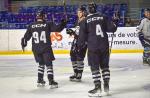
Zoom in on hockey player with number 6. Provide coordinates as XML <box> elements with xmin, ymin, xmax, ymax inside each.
<box><xmin>77</xmin><ymin>3</ymin><xmax>117</xmax><ymax>97</ymax></box>
<box><xmin>21</xmin><ymin>10</ymin><xmax>67</xmax><ymax>88</ymax></box>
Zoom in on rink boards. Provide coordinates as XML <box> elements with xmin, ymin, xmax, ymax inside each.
<box><xmin>0</xmin><ymin>27</ymin><xmax>143</xmax><ymax>55</ymax></box>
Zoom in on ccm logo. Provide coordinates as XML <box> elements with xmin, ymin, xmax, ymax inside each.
<box><xmin>51</xmin><ymin>32</ymin><xmax>63</xmax><ymax>42</ymax></box>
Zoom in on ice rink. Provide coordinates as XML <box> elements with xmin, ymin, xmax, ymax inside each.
<box><xmin>0</xmin><ymin>53</ymin><xmax>150</xmax><ymax>98</ymax></box>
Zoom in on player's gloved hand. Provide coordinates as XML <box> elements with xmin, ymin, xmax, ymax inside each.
<box><xmin>112</xmin><ymin>16</ymin><xmax>119</xmax><ymax>26</ymax></box>
<box><xmin>66</xmin><ymin>28</ymin><xmax>74</xmax><ymax>35</ymax></box>
<box><xmin>139</xmin><ymin>32</ymin><xmax>145</xmax><ymax>47</ymax></box>
<box><xmin>21</xmin><ymin>37</ymin><xmax>27</xmax><ymax>51</ymax></box>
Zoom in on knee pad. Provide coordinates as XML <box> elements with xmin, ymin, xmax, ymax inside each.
<box><xmin>45</xmin><ymin>61</ymin><xmax>53</xmax><ymax>67</ymax></box>
<box><xmin>72</xmin><ymin>61</ymin><xmax>77</xmax><ymax>65</ymax></box>
<box><xmin>144</xmin><ymin>47</ymin><xmax>150</xmax><ymax>53</ymax></box>
<box><xmin>144</xmin><ymin>47</ymin><xmax>150</xmax><ymax>57</ymax></box>
<box><xmin>90</xmin><ymin>65</ymin><xmax>100</xmax><ymax>72</ymax></box>
<box><xmin>39</xmin><ymin>62</ymin><xmax>45</xmax><ymax>66</ymax></box>
<box><xmin>77</xmin><ymin>61</ymin><xmax>84</xmax><ymax>65</ymax></box>
<box><xmin>38</xmin><ymin>65</ymin><xmax>45</xmax><ymax>68</ymax></box>
<box><xmin>46</xmin><ymin>65</ymin><xmax>53</xmax><ymax>69</ymax></box>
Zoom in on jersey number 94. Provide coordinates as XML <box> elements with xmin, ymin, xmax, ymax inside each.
<box><xmin>33</xmin><ymin>31</ymin><xmax>47</xmax><ymax>43</ymax></box>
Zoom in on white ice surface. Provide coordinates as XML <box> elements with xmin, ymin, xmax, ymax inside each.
<box><xmin>0</xmin><ymin>53</ymin><xmax>150</xmax><ymax>98</ymax></box>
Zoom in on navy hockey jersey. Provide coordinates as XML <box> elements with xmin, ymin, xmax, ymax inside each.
<box><xmin>23</xmin><ymin>21</ymin><xmax>65</xmax><ymax>53</ymax></box>
<box><xmin>77</xmin><ymin>13</ymin><xmax>117</xmax><ymax>51</ymax></box>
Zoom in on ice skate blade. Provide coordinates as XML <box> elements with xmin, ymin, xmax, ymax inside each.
<box><xmin>105</xmin><ymin>91</ymin><xmax>110</xmax><ymax>96</ymax></box>
<box><xmin>37</xmin><ymin>83</ymin><xmax>45</xmax><ymax>87</ymax></box>
<box><xmin>143</xmin><ymin>63</ymin><xmax>149</xmax><ymax>66</ymax></box>
<box><xmin>88</xmin><ymin>93</ymin><xmax>102</xmax><ymax>97</ymax></box>
<box><xmin>50</xmin><ymin>85</ymin><xmax>58</xmax><ymax>89</ymax></box>
<box><xmin>70</xmin><ymin>79</ymin><xmax>81</xmax><ymax>82</ymax></box>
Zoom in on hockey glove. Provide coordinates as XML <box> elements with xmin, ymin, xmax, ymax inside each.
<box><xmin>21</xmin><ymin>37</ymin><xmax>27</xmax><ymax>51</ymax></box>
<box><xmin>112</xmin><ymin>16</ymin><xmax>119</xmax><ymax>26</ymax></box>
<box><xmin>66</xmin><ymin>28</ymin><xmax>75</xmax><ymax>35</ymax></box>
<box><xmin>138</xmin><ymin>32</ymin><xmax>145</xmax><ymax>47</ymax></box>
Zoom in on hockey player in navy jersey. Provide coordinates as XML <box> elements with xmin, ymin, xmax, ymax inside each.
<box><xmin>66</xmin><ymin>6</ymin><xmax>87</xmax><ymax>82</ymax></box>
<box><xmin>137</xmin><ymin>8</ymin><xmax>150</xmax><ymax>66</ymax></box>
<box><xmin>77</xmin><ymin>3</ymin><xmax>117</xmax><ymax>97</ymax></box>
<box><xmin>21</xmin><ymin>10</ymin><xmax>67</xmax><ymax>88</ymax></box>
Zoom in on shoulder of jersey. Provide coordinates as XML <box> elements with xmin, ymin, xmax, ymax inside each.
<box><xmin>88</xmin><ymin>13</ymin><xmax>104</xmax><ymax>18</ymax></box>
<box><xmin>141</xmin><ymin>17</ymin><xmax>146</xmax><ymax>21</ymax></box>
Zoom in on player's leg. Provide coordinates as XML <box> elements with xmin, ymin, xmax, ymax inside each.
<box><xmin>69</xmin><ymin>47</ymin><xmax>78</xmax><ymax>81</ymax></box>
<box><xmin>88</xmin><ymin>50</ymin><xmax>102</xmax><ymax>97</ymax></box>
<box><xmin>37</xmin><ymin>62</ymin><xmax>46</xmax><ymax>87</ymax></box>
<box><xmin>33</xmin><ymin>52</ymin><xmax>46</xmax><ymax>87</ymax></box>
<box><xmin>76</xmin><ymin>60</ymin><xmax>84</xmax><ymax>81</ymax></box>
<box><xmin>142</xmin><ymin>39</ymin><xmax>150</xmax><ymax>65</ymax></box>
<box><xmin>100</xmin><ymin>48</ymin><xmax>110</xmax><ymax>94</ymax></box>
<box><xmin>46</xmin><ymin>65</ymin><xmax>58</xmax><ymax>88</ymax></box>
<box><xmin>143</xmin><ymin>47</ymin><xmax>150</xmax><ymax>65</ymax></box>
<box><xmin>43</xmin><ymin>51</ymin><xmax>58</xmax><ymax>89</ymax></box>
<box><xmin>146</xmin><ymin>46</ymin><xmax>150</xmax><ymax>66</ymax></box>
<box><xmin>76</xmin><ymin>45</ymin><xmax>87</xmax><ymax>81</ymax></box>
<box><xmin>70</xmin><ymin>61</ymin><xmax>78</xmax><ymax>81</ymax></box>
<box><xmin>143</xmin><ymin>47</ymin><xmax>148</xmax><ymax>65</ymax></box>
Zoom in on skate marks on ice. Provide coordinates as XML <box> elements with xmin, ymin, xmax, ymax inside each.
<box><xmin>109</xmin><ymin>53</ymin><xmax>150</xmax><ymax>72</ymax></box>
<box><xmin>0</xmin><ymin>54</ymin><xmax>150</xmax><ymax>98</ymax></box>
<box><xmin>16</xmin><ymin>76</ymin><xmax>93</xmax><ymax>98</ymax></box>
<box><xmin>108</xmin><ymin>83</ymin><xmax>150</xmax><ymax>98</ymax></box>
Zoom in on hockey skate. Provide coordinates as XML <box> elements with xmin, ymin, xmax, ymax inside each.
<box><xmin>49</xmin><ymin>80</ymin><xmax>58</xmax><ymax>89</ymax></box>
<box><xmin>69</xmin><ymin>73</ymin><xmax>81</xmax><ymax>82</ymax></box>
<box><xmin>146</xmin><ymin>58</ymin><xmax>150</xmax><ymax>66</ymax></box>
<box><xmin>88</xmin><ymin>84</ymin><xmax>102</xmax><ymax>97</ymax></box>
<box><xmin>104</xmin><ymin>82</ymin><xmax>110</xmax><ymax>95</ymax></box>
<box><xmin>143</xmin><ymin>58</ymin><xmax>149</xmax><ymax>66</ymax></box>
<box><xmin>37</xmin><ymin>80</ymin><xmax>46</xmax><ymax>87</ymax></box>
<box><xmin>70</xmin><ymin>75</ymin><xmax>77</xmax><ymax>81</ymax></box>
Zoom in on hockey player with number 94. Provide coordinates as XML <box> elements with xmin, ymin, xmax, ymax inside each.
<box><xmin>77</xmin><ymin>3</ymin><xmax>117</xmax><ymax>97</ymax></box>
<box><xmin>21</xmin><ymin>10</ymin><xmax>67</xmax><ymax>88</ymax></box>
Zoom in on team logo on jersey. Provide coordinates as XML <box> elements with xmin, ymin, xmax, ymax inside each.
<box><xmin>51</xmin><ymin>32</ymin><xmax>63</xmax><ymax>42</ymax></box>
<box><xmin>32</xmin><ymin>24</ymin><xmax>47</xmax><ymax>28</ymax></box>
<box><xmin>87</xmin><ymin>17</ymin><xmax>103</xmax><ymax>23</ymax></box>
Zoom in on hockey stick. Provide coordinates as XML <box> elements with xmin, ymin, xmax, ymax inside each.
<box><xmin>63</xmin><ymin>0</ymin><xmax>67</xmax><ymax>20</ymax></box>
<box><xmin>22</xmin><ymin>46</ymin><xmax>25</xmax><ymax>52</ymax></box>
<box><xmin>21</xmin><ymin>38</ymin><xmax>26</xmax><ymax>53</ymax></box>
<box><xmin>109</xmin><ymin>33</ymin><xmax>115</xmax><ymax>54</ymax></box>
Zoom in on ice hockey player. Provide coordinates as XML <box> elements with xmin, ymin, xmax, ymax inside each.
<box><xmin>137</xmin><ymin>8</ymin><xmax>150</xmax><ymax>66</ymax></box>
<box><xmin>66</xmin><ymin>6</ymin><xmax>87</xmax><ymax>82</ymax></box>
<box><xmin>21</xmin><ymin>10</ymin><xmax>67</xmax><ymax>88</ymax></box>
<box><xmin>77</xmin><ymin>3</ymin><xmax>117</xmax><ymax>97</ymax></box>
